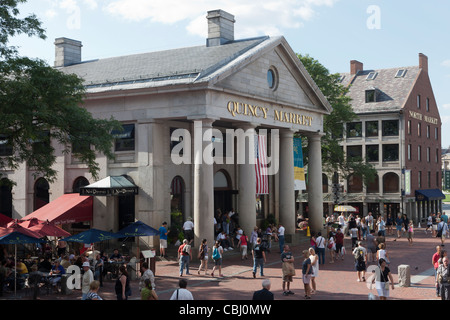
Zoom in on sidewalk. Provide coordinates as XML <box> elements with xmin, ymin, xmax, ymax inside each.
<box><xmin>3</xmin><ymin>226</ymin><xmax>442</xmax><ymax>300</ymax></box>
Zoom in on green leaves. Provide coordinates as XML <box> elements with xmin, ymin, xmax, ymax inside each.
<box><xmin>0</xmin><ymin>1</ymin><xmax>120</xmax><ymax>182</ymax></box>
<box><xmin>0</xmin><ymin>0</ymin><xmax>46</xmax><ymax>58</ymax></box>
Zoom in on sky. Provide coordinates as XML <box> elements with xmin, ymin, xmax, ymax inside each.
<box><xmin>8</xmin><ymin>0</ymin><xmax>450</xmax><ymax>147</ymax></box>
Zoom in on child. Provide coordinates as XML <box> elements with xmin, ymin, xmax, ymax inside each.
<box><xmin>407</xmin><ymin>221</ymin><xmax>414</xmax><ymax>246</ymax></box>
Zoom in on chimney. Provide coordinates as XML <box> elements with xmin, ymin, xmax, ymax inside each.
<box><xmin>54</xmin><ymin>37</ymin><xmax>82</xmax><ymax>67</ymax></box>
<box><xmin>206</xmin><ymin>10</ymin><xmax>235</xmax><ymax>47</ymax></box>
<box><xmin>419</xmin><ymin>53</ymin><xmax>428</xmax><ymax>73</ymax></box>
<box><xmin>350</xmin><ymin>60</ymin><xmax>363</xmax><ymax>75</ymax></box>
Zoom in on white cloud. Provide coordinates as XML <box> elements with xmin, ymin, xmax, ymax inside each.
<box><xmin>45</xmin><ymin>9</ymin><xmax>58</xmax><ymax>19</ymax></box>
<box><xmin>441</xmin><ymin>115</ymin><xmax>450</xmax><ymax>125</ymax></box>
<box><xmin>103</xmin><ymin>0</ymin><xmax>338</xmax><ymax>38</ymax></box>
<box><xmin>442</xmin><ymin>60</ymin><xmax>450</xmax><ymax>67</ymax></box>
<box><xmin>442</xmin><ymin>103</ymin><xmax>450</xmax><ymax>110</ymax></box>
<box><xmin>83</xmin><ymin>0</ymin><xmax>98</xmax><ymax>10</ymax></box>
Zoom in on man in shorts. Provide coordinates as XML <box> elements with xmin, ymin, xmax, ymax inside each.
<box><xmin>437</xmin><ymin>219</ymin><xmax>449</xmax><ymax>247</ymax></box>
<box><xmin>159</xmin><ymin>222</ymin><xmax>169</xmax><ymax>258</ymax></box>
<box><xmin>352</xmin><ymin>241</ymin><xmax>367</xmax><ymax>282</ymax></box>
<box><xmin>334</xmin><ymin>228</ymin><xmax>344</xmax><ymax>260</ymax></box>
<box><xmin>366</xmin><ymin>229</ymin><xmax>377</xmax><ymax>263</ymax></box>
<box><xmin>281</xmin><ymin>245</ymin><xmax>295</xmax><ymax>296</ymax></box>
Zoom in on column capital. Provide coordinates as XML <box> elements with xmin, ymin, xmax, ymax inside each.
<box><xmin>280</xmin><ymin>128</ymin><xmax>296</xmax><ymax>138</ymax></box>
<box><xmin>305</xmin><ymin>132</ymin><xmax>324</xmax><ymax>142</ymax></box>
<box><xmin>188</xmin><ymin>116</ymin><xmax>218</xmax><ymax>127</ymax></box>
<box><xmin>234</xmin><ymin>122</ymin><xmax>260</xmax><ymax>131</ymax></box>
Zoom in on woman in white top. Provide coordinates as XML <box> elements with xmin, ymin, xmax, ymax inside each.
<box><xmin>308</xmin><ymin>247</ymin><xmax>319</xmax><ymax>294</ymax></box>
<box><xmin>376</xmin><ymin>243</ymin><xmax>390</xmax><ymax>265</ymax></box>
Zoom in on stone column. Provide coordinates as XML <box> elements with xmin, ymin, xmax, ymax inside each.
<box><xmin>279</xmin><ymin>129</ymin><xmax>296</xmax><ymax>234</ymax></box>
<box><xmin>307</xmin><ymin>133</ymin><xmax>324</xmax><ymax>234</ymax></box>
<box><xmin>238</xmin><ymin>124</ymin><xmax>257</xmax><ymax>236</ymax></box>
<box><xmin>193</xmin><ymin>119</ymin><xmax>215</xmax><ymax>248</ymax></box>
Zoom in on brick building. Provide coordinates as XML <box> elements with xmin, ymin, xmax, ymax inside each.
<box><xmin>331</xmin><ymin>53</ymin><xmax>443</xmax><ymax>222</ymax></box>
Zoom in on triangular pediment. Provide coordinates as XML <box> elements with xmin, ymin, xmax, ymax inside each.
<box><xmin>207</xmin><ymin>37</ymin><xmax>331</xmax><ymax>115</ymax></box>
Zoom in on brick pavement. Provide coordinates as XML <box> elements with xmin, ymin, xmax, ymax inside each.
<box><xmin>2</xmin><ymin>226</ymin><xmax>443</xmax><ymax>301</ymax></box>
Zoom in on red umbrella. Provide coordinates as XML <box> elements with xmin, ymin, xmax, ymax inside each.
<box><xmin>0</xmin><ymin>213</ymin><xmax>12</xmax><ymax>227</ymax></box>
<box><xmin>6</xmin><ymin>219</ymin><xmax>23</xmax><ymax>228</ymax></box>
<box><xmin>19</xmin><ymin>218</ymin><xmax>43</xmax><ymax>228</ymax></box>
<box><xmin>28</xmin><ymin>220</ymin><xmax>71</xmax><ymax>238</ymax></box>
<box><xmin>0</xmin><ymin>221</ymin><xmax>43</xmax><ymax>239</ymax></box>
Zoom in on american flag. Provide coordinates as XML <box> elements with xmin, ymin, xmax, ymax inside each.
<box><xmin>255</xmin><ymin>134</ymin><xmax>269</xmax><ymax>194</ymax></box>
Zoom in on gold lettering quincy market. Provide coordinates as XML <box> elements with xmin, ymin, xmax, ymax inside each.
<box><xmin>227</xmin><ymin>101</ymin><xmax>268</xmax><ymax>119</ymax></box>
<box><xmin>227</xmin><ymin>101</ymin><xmax>313</xmax><ymax>126</ymax></box>
<box><xmin>274</xmin><ymin>110</ymin><xmax>313</xmax><ymax>126</ymax></box>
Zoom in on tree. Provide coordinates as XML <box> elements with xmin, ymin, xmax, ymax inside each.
<box><xmin>297</xmin><ymin>53</ymin><xmax>376</xmax><ymax>186</ymax></box>
<box><xmin>0</xmin><ymin>0</ymin><xmax>120</xmax><ymax>183</ymax></box>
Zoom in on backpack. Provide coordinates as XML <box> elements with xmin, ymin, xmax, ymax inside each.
<box><xmin>212</xmin><ymin>247</ymin><xmax>220</xmax><ymax>260</ymax></box>
<box><xmin>354</xmin><ymin>248</ymin><xmax>364</xmax><ymax>262</ymax></box>
<box><xmin>182</xmin><ymin>244</ymin><xmax>191</xmax><ymax>254</ymax></box>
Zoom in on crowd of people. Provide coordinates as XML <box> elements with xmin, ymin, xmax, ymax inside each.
<box><xmin>2</xmin><ymin>209</ymin><xmax>449</xmax><ymax>301</ymax></box>
<box><xmin>0</xmin><ymin>237</ymin><xmax>151</xmax><ymax>300</ymax></box>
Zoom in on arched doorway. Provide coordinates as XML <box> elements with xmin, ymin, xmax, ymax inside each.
<box><xmin>72</xmin><ymin>176</ymin><xmax>89</xmax><ymax>193</ymax></box>
<box><xmin>0</xmin><ymin>179</ymin><xmax>12</xmax><ymax>218</ymax></box>
<box><xmin>34</xmin><ymin>178</ymin><xmax>49</xmax><ymax>211</ymax></box>
<box><xmin>214</xmin><ymin>169</ymin><xmax>232</xmax><ymax>218</ymax></box>
<box><xmin>383</xmin><ymin>172</ymin><xmax>399</xmax><ymax>193</ymax></box>
<box><xmin>170</xmin><ymin>176</ymin><xmax>185</xmax><ymax>229</ymax></box>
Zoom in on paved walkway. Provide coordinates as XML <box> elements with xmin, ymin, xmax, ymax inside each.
<box><xmin>3</xmin><ymin>226</ymin><xmax>443</xmax><ymax>301</ymax></box>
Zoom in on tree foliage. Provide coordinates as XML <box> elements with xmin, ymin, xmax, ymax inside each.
<box><xmin>0</xmin><ymin>0</ymin><xmax>120</xmax><ymax>183</ymax></box>
<box><xmin>297</xmin><ymin>53</ymin><xmax>376</xmax><ymax>185</ymax></box>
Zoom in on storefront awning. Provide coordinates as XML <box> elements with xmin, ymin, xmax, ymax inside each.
<box><xmin>79</xmin><ymin>176</ymin><xmax>139</xmax><ymax>196</ymax></box>
<box><xmin>23</xmin><ymin>193</ymin><xmax>93</xmax><ymax>225</ymax></box>
<box><xmin>415</xmin><ymin>189</ymin><xmax>445</xmax><ymax>201</ymax></box>
<box><xmin>0</xmin><ymin>213</ymin><xmax>12</xmax><ymax>227</ymax></box>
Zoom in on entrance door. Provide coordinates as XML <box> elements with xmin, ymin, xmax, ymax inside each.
<box><xmin>118</xmin><ymin>176</ymin><xmax>136</xmax><ymax>239</ymax></box>
<box><xmin>34</xmin><ymin>178</ymin><xmax>49</xmax><ymax>211</ymax></box>
<box><xmin>214</xmin><ymin>170</ymin><xmax>232</xmax><ymax>216</ymax></box>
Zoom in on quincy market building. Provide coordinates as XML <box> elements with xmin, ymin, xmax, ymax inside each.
<box><xmin>4</xmin><ymin>10</ymin><xmax>331</xmax><ymax>248</ymax></box>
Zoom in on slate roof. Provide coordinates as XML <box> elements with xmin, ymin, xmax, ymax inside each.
<box><xmin>339</xmin><ymin>66</ymin><xmax>421</xmax><ymax>114</ymax></box>
<box><xmin>59</xmin><ymin>36</ymin><xmax>270</xmax><ymax>92</ymax></box>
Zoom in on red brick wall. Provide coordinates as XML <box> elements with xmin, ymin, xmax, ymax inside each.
<box><xmin>403</xmin><ymin>69</ymin><xmax>442</xmax><ymax>193</ymax></box>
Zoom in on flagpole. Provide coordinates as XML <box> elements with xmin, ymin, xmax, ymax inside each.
<box><xmin>14</xmin><ymin>244</ymin><xmax>17</xmax><ymax>297</ymax></box>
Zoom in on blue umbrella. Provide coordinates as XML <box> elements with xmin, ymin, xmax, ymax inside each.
<box><xmin>0</xmin><ymin>231</ymin><xmax>45</xmax><ymax>244</ymax></box>
<box><xmin>62</xmin><ymin>228</ymin><xmax>121</xmax><ymax>243</ymax></box>
<box><xmin>115</xmin><ymin>221</ymin><xmax>159</xmax><ymax>265</ymax></box>
<box><xmin>0</xmin><ymin>231</ymin><xmax>45</xmax><ymax>296</ymax></box>
<box><xmin>115</xmin><ymin>220</ymin><xmax>159</xmax><ymax>237</ymax></box>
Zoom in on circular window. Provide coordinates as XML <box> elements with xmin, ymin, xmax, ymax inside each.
<box><xmin>267</xmin><ymin>68</ymin><xmax>278</xmax><ymax>90</ymax></box>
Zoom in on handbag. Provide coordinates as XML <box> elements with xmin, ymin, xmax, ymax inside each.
<box><xmin>282</xmin><ymin>262</ymin><xmax>296</xmax><ymax>276</ymax></box>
